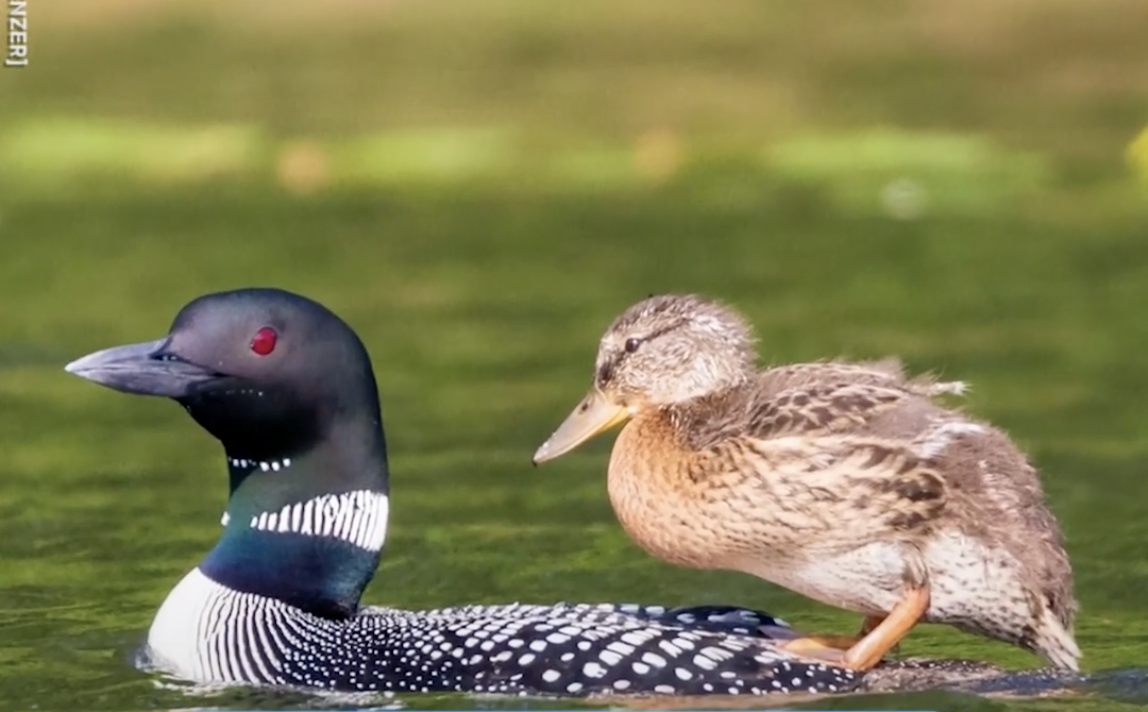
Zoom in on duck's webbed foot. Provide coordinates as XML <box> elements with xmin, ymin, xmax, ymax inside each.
<box><xmin>777</xmin><ymin>635</ymin><xmax>863</xmax><ymax>663</ymax></box>
<box><xmin>780</xmin><ymin>585</ymin><xmax>931</xmax><ymax>671</ymax></box>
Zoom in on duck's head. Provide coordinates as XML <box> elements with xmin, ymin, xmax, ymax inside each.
<box><xmin>534</xmin><ymin>294</ymin><xmax>756</xmax><ymax>463</ymax></box>
<box><xmin>66</xmin><ymin>288</ymin><xmax>389</xmax><ymax>618</ymax></box>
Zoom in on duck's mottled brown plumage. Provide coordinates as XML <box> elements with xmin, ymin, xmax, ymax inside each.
<box><xmin>535</xmin><ymin>294</ymin><xmax>1079</xmax><ymax>671</ymax></box>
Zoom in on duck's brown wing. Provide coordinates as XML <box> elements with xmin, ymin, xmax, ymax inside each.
<box><xmin>756</xmin><ymin>359</ymin><xmax>967</xmax><ymax>400</ymax></box>
<box><xmin>675</xmin><ymin>383</ymin><xmax>950</xmax><ymax>542</ymax></box>
<box><xmin>701</xmin><ymin>433</ymin><xmax>948</xmax><ymax>543</ymax></box>
<box><xmin>679</xmin><ymin>381</ymin><xmax>919</xmax><ymax>448</ymax></box>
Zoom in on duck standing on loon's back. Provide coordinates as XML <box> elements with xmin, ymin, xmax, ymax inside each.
<box><xmin>63</xmin><ymin>287</ymin><xmax>860</xmax><ymax>698</ymax></box>
<box><xmin>534</xmin><ymin>293</ymin><xmax>1079</xmax><ymax>673</ymax></box>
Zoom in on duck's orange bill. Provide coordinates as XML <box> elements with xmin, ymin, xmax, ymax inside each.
<box><xmin>533</xmin><ymin>390</ymin><xmax>630</xmax><ymax>464</ymax></box>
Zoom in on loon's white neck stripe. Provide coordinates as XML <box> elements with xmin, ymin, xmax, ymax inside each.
<box><xmin>248</xmin><ymin>490</ymin><xmax>389</xmax><ymax>552</ymax></box>
<box><xmin>229</xmin><ymin>457</ymin><xmax>291</xmax><ymax>473</ymax></box>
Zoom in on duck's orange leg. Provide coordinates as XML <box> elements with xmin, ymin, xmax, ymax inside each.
<box><xmin>858</xmin><ymin>613</ymin><xmax>902</xmax><ymax>656</ymax></box>
<box><xmin>777</xmin><ymin>585</ymin><xmax>930</xmax><ymax>671</ymax></box>
<box><xmin>842</xmin><ymin>585</ymin><xmax>929</xmax><ymax>670</ymax></box>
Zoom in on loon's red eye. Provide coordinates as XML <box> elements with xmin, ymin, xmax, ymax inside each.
<box><xmin>250</xmin><ymin>327</ymin><xmax>277</xmax><ymax>356</ymax></box>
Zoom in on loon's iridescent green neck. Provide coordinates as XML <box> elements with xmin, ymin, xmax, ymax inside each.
<box><xmin>205</xmin><ymin>428</ymin><xmax>391</xmax><ymax>619</ymax></box>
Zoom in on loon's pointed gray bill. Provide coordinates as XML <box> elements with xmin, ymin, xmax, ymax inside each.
<box><xmin>65</xmin><ymin>337</ymin><xmax>219</xmax><ymax>397</ymax></box>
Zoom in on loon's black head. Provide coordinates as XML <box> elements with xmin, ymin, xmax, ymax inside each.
<box><xmin>66</xmin><ymin>288</ymin><xmax>389</xmax><ymax>618</ymax></box>
<box><xmin>66</xmin><ymin>287</ymin><xmax>382</xmax><ymax>468</ymax></box>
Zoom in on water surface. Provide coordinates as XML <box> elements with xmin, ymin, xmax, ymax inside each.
<box><xmin>2</xmin><ymin>192</ymin><xmax>1147</xmax><ymax>711</ymax></box>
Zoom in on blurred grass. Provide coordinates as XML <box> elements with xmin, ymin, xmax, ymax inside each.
<box><xmin>1</xmin><ymin>1</ymin><xmax>1148</xmax><ymax>711</ymax></box>
<box><xmin>2</xmin><ymin>0</ymin><xmax>1146</xmax><ymax>200</ymax></box>
<box><xmin>10</xmin><ymin>0</ymin><xmax>1147</xmax><ymax>151</ymax></box>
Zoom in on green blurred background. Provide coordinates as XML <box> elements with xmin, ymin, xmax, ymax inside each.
<box><xmin>1</xmin><ymin>1</ymin><xmax>1148</xmax><ymax>710</ymax></box>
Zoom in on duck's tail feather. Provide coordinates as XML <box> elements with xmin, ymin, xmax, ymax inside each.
<box><xmin>1034</xmin><ymin>610</ymin><xmax>1081</xmax><ymax>672</ymax></box>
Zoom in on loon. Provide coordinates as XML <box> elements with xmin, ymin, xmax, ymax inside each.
<box><xmin>63</xmin><ymin>287</ymin><xmax>861</xmax><ymax>698</ymax></box>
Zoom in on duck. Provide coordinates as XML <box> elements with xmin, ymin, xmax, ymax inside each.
<box><xmin>533</xmin><ymin>293</ymin><xmax>1080</xmax><ymax>673</ymax></box>
<box><xmin>63</xmin><ymin>287</ymin><xmax>864</xmax><ymax>698</ymax></box>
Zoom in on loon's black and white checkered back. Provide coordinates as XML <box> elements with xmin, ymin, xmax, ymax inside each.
<box><xmin>144</xmin><ymin>568</ymin><xmax>858</xmax><ymax>697</ymax></box>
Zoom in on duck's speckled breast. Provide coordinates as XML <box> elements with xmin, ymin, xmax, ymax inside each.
<box><xmin>605</xmin><ymin>417</ymin><xmax>774</xmax><ymax>571</ymax></box>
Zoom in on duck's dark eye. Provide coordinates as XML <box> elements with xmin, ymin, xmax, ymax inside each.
<box><xmin>250</xmin><ymin>327</ymin><xmax>278</xmax><ymax>356</ymax></box>
<box><xmin>624</xmin><ymin>337</ymin><xmax>643</xmax><ymax>354</ymax></box>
